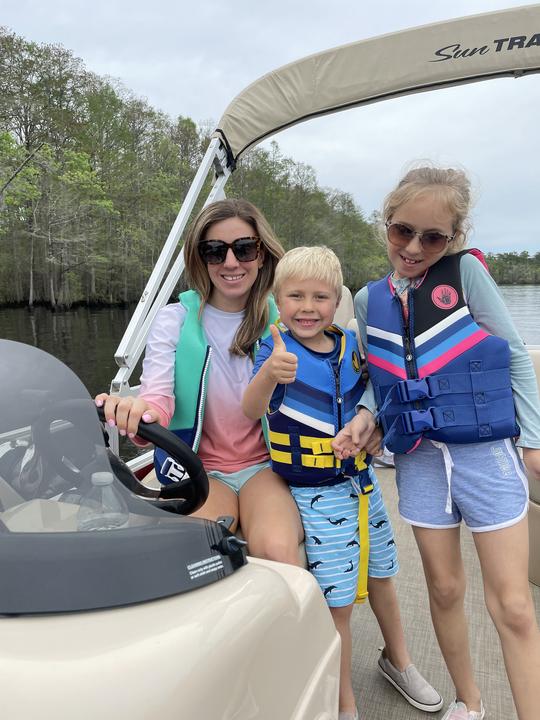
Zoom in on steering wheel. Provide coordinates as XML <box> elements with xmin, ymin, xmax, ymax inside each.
<box><xmin>30</xmin><ymin>399</ymin><xmax>209</xmax><ymax>515</ymax></box>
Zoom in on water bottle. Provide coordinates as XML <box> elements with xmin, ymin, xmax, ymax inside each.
<box><xmin>77</xmin><ymin>471</ymin><xmax>129</xmax><ymax>531</ymax></box>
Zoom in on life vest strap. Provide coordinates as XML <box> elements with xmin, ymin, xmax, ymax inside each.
<box><xmin>268</xmin><ymin>431</ymin><xmax>335</xmax><ymax>452</ymax></box>
<box><xmin>382</xmin><ymin>394</ymin><xmax>517</xmax><ymax>452</ymax></box>
<box><xmin>269</xmin><ymin>431</ymin><xmax>369</xmax><ymax>472</ymax></box>
<box><xmin>268</xmin><ymin>430</ymin><xmax>291</xmax><ymax>446</ymax></box>
<box><xmin>270</xmin><ymin>448</ymin><xmax>340</xmax><ymax>469</ymax></box>
<box><xmin>302</xmin><ymin>454</ymin><xmax>341</xmax><ymax>469</ymax></box>
<box><xmin>354</xmin><ymin>453</ymin><xmax>369</xmax><ymax>473</ymax></box>
<box><xmin>270</xmin><ymin>450</ymin><xmax>369</xmax><ymax>471</ymax></box>
<box><xmin>355</xmin><ymin>465</ymin><xmax>373</xmax><ymax>492</ymax></box>
<box><xmin>381</xmin><ymin>367</ymin><xmax>511</xmax><ymax>404</ymax></box>
<box><xmin>397</xmin><ymin>401</ymin><xmax>512</xmax><ymax>436</ymax></box>
<box><xmin>355</xmin><ymin>491</ymin><xmax>370</xmax><ymax>604</ymax></box>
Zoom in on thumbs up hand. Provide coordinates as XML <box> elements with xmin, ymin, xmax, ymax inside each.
<box><xmin>266</xmin><ymin>324</ymin><xmax>298</xmax><ymax>384</ymax></box>
<box><xmin>242</xmin><ymin>325</ymin><xmax>298</xmax><ymax>420</ymax></box>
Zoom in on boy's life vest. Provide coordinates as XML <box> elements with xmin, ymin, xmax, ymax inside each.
<box><xmin>366</xmin><ymin>252</ymin><xmax>519</xmax><ymax>454</ymax></box>
<box><xmin>154</xmin><ymin>289</ymin><xmax>278</xmax><ymax>485</ymax></box>
<box><xmin>263</xmin><ymin>325</ymin><xmax>371</xmax><ymax>488</ymax></box>
<box><xmin>264</xmin><ymin>324</ymin><xmax>374</xmax><ymax>606</ymax></box>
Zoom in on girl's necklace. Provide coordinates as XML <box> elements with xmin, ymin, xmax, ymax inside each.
<box><xmin>390</xmin><ymin>273</ymin><xmax>423</xmax><ymax>296</ymax></box>
<box><xmin>390</xmin><ymin>273</ymin><xmax>424</xmax><ymax>322</ymax></box>
<box><xmin>392</xmin><ymin>275</ymin><xmax>410</xmax><ymax>297</ymax></box>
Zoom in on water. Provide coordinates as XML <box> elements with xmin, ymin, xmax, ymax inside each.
<box><xmin>498</xmin><ymin>286</ymin><xmax>540</xmax><ymax>346</ymax></box>
<box><xmin>0</xmin><ymin>304</ymin><xmax>139</xmax><ymax>399</ymax></box>
<box><xmin>0</xmin><ymin>287</ymin><xmax>539</xmax><ymax>395</ymax></box>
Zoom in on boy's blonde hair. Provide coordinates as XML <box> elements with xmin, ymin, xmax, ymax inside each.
<box><xmin>382</xmin><ymin>165</ymin><xmax>473</xmax><ymax>254</ymax></box>
<box><xmin>273</xmin><ymin>246</ymin><xmax>343</xmax><ymax>299</ymax></box>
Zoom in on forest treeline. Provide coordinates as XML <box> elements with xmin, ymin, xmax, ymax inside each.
<box><xmin>0</xmin><ymin>29</ymin><xmax>537</xmax><ymax>308</ymax></box>
<box><xmin>484</xmin><ymin>251</ymin><xmax>540</xmax><ymax>285</ymax></box>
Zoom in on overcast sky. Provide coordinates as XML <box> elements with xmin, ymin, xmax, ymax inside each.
<box><xmin>3</xmin><ymin>0</ymin><xmax>539</xmax><ymax>252</ymax></box>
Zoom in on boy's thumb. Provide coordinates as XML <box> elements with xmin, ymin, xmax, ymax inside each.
<box><xmin>270</xmin><ymin>323</ymin><xmax>286</xmax><ymax>350</ymax></box>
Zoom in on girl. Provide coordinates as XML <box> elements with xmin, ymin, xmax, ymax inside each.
<box><xmin>335</xmin><ymin>166</ymin><xmax>540</xmax><ymax>719</ymax></box>
<box><xmin>96</xmin><ymin>198</ymin><xmax>303</xmax><ymax>563</ymax></box>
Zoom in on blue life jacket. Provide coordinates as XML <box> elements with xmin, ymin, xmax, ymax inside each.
<box><xmin>366</xmin><ymin>252</ymin><xmax>519</xmax><ymax>454</ymax></box>
<box><xmin>155</xmin><ymin>290</ymin><xmax>278</xmax><ymax>485</ymax></box>
<box><xmin>265</xmin><ymin>325</ymin><xmax>370</xmax><ymax>487</ymax></box>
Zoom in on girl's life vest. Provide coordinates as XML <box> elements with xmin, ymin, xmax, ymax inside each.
<box><xmin>155</xmin><ymin>289</ymin><xmax>278</xmax><ymax>484</ymax></box>
<box><xmin>366</xmin><ymin>252</ymin><xmax>519</xmax><ymax>454</ymax></box>
<box><xmin>264</xmin><ymin>325</ymin><xmax>370</xmax><ymax>487</ymax></box>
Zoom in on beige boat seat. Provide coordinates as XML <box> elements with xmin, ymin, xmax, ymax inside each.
<box><xmin>333</xmin><ymin>285</ymin><xmax>354</xmax><ymax>328</ymax></box>
<box><xmin>347</xmin><ymin>317</ymin><xmax>361</xmax><ymax>344</ymax></box>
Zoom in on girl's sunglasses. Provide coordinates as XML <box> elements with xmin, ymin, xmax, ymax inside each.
<box><xmin>385</xmin><ymin>221</ymin><xmax>454</xmax><ymax>254</ymax></box>
<box><xmin>198</xmin><ymin>237</ymin><xmax>261</xmax><ymax>265</ymax></box>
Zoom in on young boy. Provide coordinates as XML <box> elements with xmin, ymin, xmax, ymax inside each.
<box><xmin>242</xmin><ymin>246</ymin><xmax>441</xmax><ymax>720</ymax></box>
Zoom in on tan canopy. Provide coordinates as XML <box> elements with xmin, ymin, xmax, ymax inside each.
<box><xmin>215</xmin><ymin>4</ymin><xmax>540</xmax><ymax>164</ymax></box>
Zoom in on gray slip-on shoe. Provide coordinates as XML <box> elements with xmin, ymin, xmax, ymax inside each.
<box><xmin>378</xmin><ymin>652</ymin><xmax>443</xmax><ymax>712</ymax></box>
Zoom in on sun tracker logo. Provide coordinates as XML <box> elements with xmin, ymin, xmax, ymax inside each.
<box><xmin>432</xmin><ymin>285</ymin><xmax>458</xmax><ymax>310</ymax></box>
<box><xmin>431</xmin><ymin>33</ymin><xmax>540</xmax><ymax>62</ymax></box>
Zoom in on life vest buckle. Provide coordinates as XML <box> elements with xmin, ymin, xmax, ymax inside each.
<box><xmin>401</xmin><ymin>409</ymin><xmax>435</xmax><ymax>434</ymax></box>
<box><xmin>397</xmin><ymin>378</ymin><xmax>431</xmax><ymax>402</ymax></box>
<box><xmin>351</xmin><ymin>469</ymin><xmax>373</xmax><ymax>495</ymax></box>
<box><xmin>354</xmin><ymin>451</ymin><xmax>368</xmax><ymax>472</ymax></box>
<box><xmin>358</xmin><ymin>476</ymin><xmax>374</xmax><ymax>495</ymax></box>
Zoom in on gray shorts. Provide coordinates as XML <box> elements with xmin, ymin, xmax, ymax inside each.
<box><xmin>395</xmin><ymin>438</ymin><xmax>528</xmax><ymax>532</ymax></box>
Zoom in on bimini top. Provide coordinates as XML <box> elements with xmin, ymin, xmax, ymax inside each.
<box><xmin>215</xmin><ymin>4</ymin><xmax>540</xmax><ymax>165</ymax></box>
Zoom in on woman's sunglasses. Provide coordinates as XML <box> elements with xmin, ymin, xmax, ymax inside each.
<box><xmin>385</xmin><ymin>222</ymin><xmax>455</xmax><ymax>254</ymax></box>
<box><xmin>198</xmin><ymin>237</ymin><xmax>261</xmax><ymax>265</ymax></box>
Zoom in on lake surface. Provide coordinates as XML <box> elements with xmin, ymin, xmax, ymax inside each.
<box><xmin>497</xmin><ymin>285</ymin><xmax>540</xmax><ymax>346</ymax></box>
<box><xmin>0</xmin><ymin>304</ymin><xmax>139</xmax><ymax>399</ymax></box>
<box><xmin>0</xmin><ymin>285</ymin><xmax>539</xmax><ymax>399</ymax></box>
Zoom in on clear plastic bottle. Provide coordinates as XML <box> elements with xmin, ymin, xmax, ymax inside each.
<box><xmin>77</xmin><ymin>471</ymin><xmax>129</xmax><ymax>531</ymax></box>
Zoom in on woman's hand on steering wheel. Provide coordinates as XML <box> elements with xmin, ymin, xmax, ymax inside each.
<box><xmin>95</xmin><ymin>394</ymin><xmax>162</xmax><ymax>439</ymax></box>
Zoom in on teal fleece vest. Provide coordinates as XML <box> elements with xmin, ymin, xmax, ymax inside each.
<box><xmin>154</xmin><ymin>290</ymin><xmax>278</xmax><ymax>485</ymax></box>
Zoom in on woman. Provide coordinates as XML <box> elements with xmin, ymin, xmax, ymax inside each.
<box><xmin>96</xmin><ymin>199</ymin><xmax>303</xmax><ymax>563</ymax></box>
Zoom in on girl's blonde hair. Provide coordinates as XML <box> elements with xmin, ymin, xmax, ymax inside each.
<box><xmin>383</xmin><ymin>165</ymin><xmax>472</xmax><ymax>254</ymax></box>
<box><xmin>183</xmin><ymin>198</ymin><xmax>284</xmax><ymax>356</ymax></box>
<box><xmin>273</xmin><ymin>246</ymin><xmax>343</xmax><ymax>299</ymax></box>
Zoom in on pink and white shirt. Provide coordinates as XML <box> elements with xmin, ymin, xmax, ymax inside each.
<box><xmin>139</xmin><ymin>302</ymin><xmax>269</xmax><ymax>472</ymax></box>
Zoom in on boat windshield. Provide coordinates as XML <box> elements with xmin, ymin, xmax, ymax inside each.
<box><xmin>0</xmin><ymin>340</ymin><xmax>238</xmax><ymax>614</ymax></box>
<box><xmin>0</xmin><ymin>338</ymin><xmax>166</xmax><ymax>532</ymax></box>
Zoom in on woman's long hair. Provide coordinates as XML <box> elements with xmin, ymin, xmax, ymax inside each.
<box><xmin>183</xmin><ymin>199</ymin><xmax>284</xmax><ymax>356</ymax></box>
